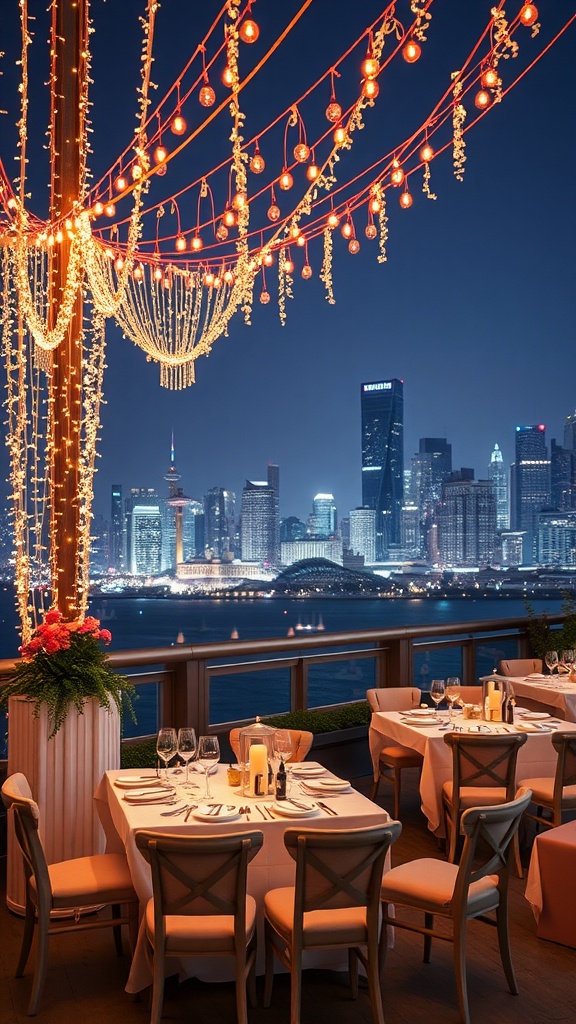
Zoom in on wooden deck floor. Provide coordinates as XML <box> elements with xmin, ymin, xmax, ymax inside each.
<box><xmin>1</xmin><ymin>770</ymin><xmax>574</xmax><ymax>1024</ymax></box>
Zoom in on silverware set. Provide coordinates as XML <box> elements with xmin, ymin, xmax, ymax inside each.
<box><xmin>161</xmin><ymin>803</ymin><xmax>196</xmax><ymax>817</ymax></box>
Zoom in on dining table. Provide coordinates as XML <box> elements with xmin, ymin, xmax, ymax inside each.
<box><xmin>525</xmin><ymin>819</ymin><xmax>576</xmax><ymax>948</ymax></box>
<box><xmin>94</xmin><ymin>761</ymin><xmax>392</xmax><ymax>992</ymax></box>
<box><xmin>484</xmin><ymin>673</ymin><xmax>576</xmax><ymax>722</ymax></box>
<box><xmin>368</xmin><ymin>709</ymin><xmax>576</xmax><ymax>836</ymax></box>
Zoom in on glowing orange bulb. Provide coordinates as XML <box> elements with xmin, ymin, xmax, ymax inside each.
<box><xmin>296</xmin><ymin>234</ymin><xmax>306</xmax><ymax>248</ymax></box>
<box><xmin>214</xmin><ymin>275</ymin><xmax>221</xmax><ymax>288</ymax></box>
<box><xmin>481</xmin><ymin>67</ymin><xmax>499</xmax><ymax>89</ymax></box>
<box><xmin>154</xmin><ymin>144</ymin><xmax>167</xmax><ymax>164</ymax></box>
<box><xmin>267</xmin><ymin>204</ymin><xmax>280</xmax><ymax>221</ymax></box>
<box><xmin>222</xmin><ymin>65</ymin><xmax>234</xmax><ymax>87</ymax></box>
<box><xmin>301</xmin><ymin>264</ymin><xmax>312</xmax><ymax>279</ymax></box>
<box><xmin>279</xmin><ymin>171</ymin><xmax>293</xmax><ymax>191</ymax></box>
<box><xmin>250</xmin><ymin>152</ymin><xmax>265</xmax><ymax>173</ymax></box>
<box><xmin>390</xmin><ymin>164</ymin><xmax>404</xmax><ymax>186</ymax></box>
<box><xmin>239</xmin><ymin>19</ymin><xmax>259</xmax><ymax>43</ymax></box>
<box><xmin>283</xmin><ymin>259</ymin><xmax>294</xmax><ymax>274</ymax></box>
<box><xmin>341</xmin><ymin>222</ymin><xmax>353</xmax><ymax>239</ymax></box>
<box><xmin>369</xmin><ymin>197</ymin><xmax>381</xmax><ymax>214</ymax></box>
<box><xmin>104</xmin><ymin>203</ymin><xmax>115</xmax><ymax>217</ymax></box>
<box><xmin>365</xmin><ymin>224</ymin><xmax>377</xmax><ymax>240</ymax></box>
<box><xmin>293</xmin><ymin>143</ymin><xmax>310</xmax><ymax>164</ymax></box>
<box><xmin>131</xmin><ymin>163</ymin><xmax>143</xmax><ymax>180</ymax></box>
<box><xmin>306</xmin><ymin>163</ymin><xmax>320</xmax><ymax>181</ymax></box>
<box><xmin>362</xmin><ymin>56</ymin><xmax>380</xmax><ymax>79</ymax></box>
<box><xmin>348</xmin><ymin>238</ymin><xmax>360</xmax><ymax>254</ymax></box>
<box><xmin>403</xmin><ymin>40</ymin><xmax>421</xmax><ymax>63</ymax></box>
<box><xmin>7</xmin><ymin>197</ymin><xmax>18</xmax><ymax>210</ymax></box>
<box><xmin>223</xmin><ymin>269</ymin><xmax>234</xmax><ymax>283</ymax></box>
<box><xmin>175</xmin><ymin>235</ymin><xmax>187</xmax><ymax>252</ymax></box>
<box><xmin>333</xmin><ymin>126</ymin><xmax>347</xmax><ymax>145</ymax></box>
<box><xmin>216</xmin><ymin>223</ymin><xmax>229</xmax><ymax>241</ymax></box>
<box><xmin>153</xmin><ymin>266</ymin><xmax>163</xmax><ymax>281</ymax></box>
<box><xmin>223</xmin><ymin>208</ymin><xmax>236</xmax><ymax>227</ymax></box>
<box><xmin>260</xmin><ymin>290</ymin><xmax>271</xmax><ymax>305</ymax></box>
<box><xmin>171</xmin><ymin>114</ymin><xmax>186</xmax><ymax>135</ymax></box>
<box><xmin>114</xmin><ymin>256</ymin><xmax>124</xmax><ymax>271</ymax></box>
<box><xmin>362</xmin><ymin>79</ymin><xmax>380</xmax><ymax>100</ymax></box>
<box><xmin>93</xmin><ymin>201</ymin><xmax>104</xmax><ymax>216</ymax></box>
<box><xmin>114</xmin><ymin>174</ymin><xmax>127</xmax><ymax>192</ymax></box>
<box><xmin>520</xmin><ymin>3</ymin><xmax>538</xmax><ymax>26</ymax></box>
<box><xmin>263</xmin><ymin>252</ymin><xmax>274</xmax><ymax>267</ymax></box>
<box><xmin>204</xmin><ymin>271</ymin><xmax>215</xmax><ymax>286</ymax></box>
<box><xmin>55</xmin><ymin>229</ymin><xmax>63</xmax><ymax>243</ymax></box>
<box><xmin>420</xmin><ymin>143</ymin><xmax>434</xmax><ymax>163</ymax></box>
<box><xmin>105</xmin><ymin>247</ymin><xmax>114</xmax><ymax>259</ymax></box>
<box><xmin>327</xmin><ymin>212</ymin><xmax>339</xmax><ymax>229</ymax></box>
<box><xmin>399</xmin><ymin>190</ymin><xmax>413</xmax><ymax>209</ymax></box>
<box><xmin>199</xmin><ymin>84</ymin><xmax>216</xmax><ymax>107</ymax></box>
<box><xmin>290</xmin><ymin>225</ymin><xmax>301</xmax><ymax>240</ymax></box>
<box><xmin>232</xmin><ymin>191</ymin><xmax>247</xmax><ymax>211</ymax></box>
<box><xmin>133</xmin><ymin>264</ymin><xmax>144</xmax><ymax>280</ymax></box>
<box><xmin>326</xmin><ymin>101</ymin><xmax>342</xmax><ymax>123</ymax></box>
<box><xmin>190</xmin><ymin>235</ymin><xmax>203</xmax><ymax>251</ymax></box>
<box><xmin>65</xmin><ymin>218</ymin><xmax>73</xmax><ymax>230</ymax></box>
<box><xmin>474</xmin><ymin>88</ymin><xmax>492</xmax><ymax>110</ymax></box>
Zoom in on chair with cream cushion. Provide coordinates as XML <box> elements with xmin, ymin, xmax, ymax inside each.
<box><xmin>263</xmin><ymin>822</ymin><xmax>402</xmax><ymax>1024</ymax></box>
<box><xmin>517</xmin><ymin>731</ymin><xmax>576</xmax><ymax>829</ymax></box>
<box><xmin>1</xmin><ymin>771</ymin><xmax>139</xmax><ymax>1017</ymax></box>
<box><xmin>366</xmin><ymin>687</ymin><xmax>424</xmax><ymax>818</ymax></box>
<box><xmin>498</xmin><ymin>658</ymin><xmax>543</xmax><ymax>677</ymax></box>
<box><xmin>229</xmin><ymin>727</ymin><xmax>313</xmax><ymax>764</ymax></box>
<box><xmin>442</xmin><ymin>732</ymin><xmax>527</xmax><ymax>875</ymax></box>
<box><xmin>379</xmin><ymin>789</ymin><xmax>532</xmax><ymax>1024</ymax></box>
<box><xmin>135</xmin><ymin>828</ymin><xmax>263</xmax><ymax>1024</ymax></box>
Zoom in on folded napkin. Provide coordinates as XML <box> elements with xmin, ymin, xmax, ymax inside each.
<box><xmin>515</xmin><ymin>721</ymin><xmax>550</xmax><ymax>733</ymax></box>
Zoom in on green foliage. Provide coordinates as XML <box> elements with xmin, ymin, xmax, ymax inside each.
<box><xmin>1</xmin><ymin>632</ymin><xmax>137</xmax><ymax>739</ymax></box>
<box><xmin>262</xmin><ymin>702</ymin><xmax>371</xmax><ymax>734</ymax></box>
<box><xmin>121</xmin><ymin>738</ymin><xmax>157</xmax><ymax>769</ymax></box>
<box><xmin>525</xmin><ymin>595</ymin><xmax>576</xmax><ymax>659</ymax></box>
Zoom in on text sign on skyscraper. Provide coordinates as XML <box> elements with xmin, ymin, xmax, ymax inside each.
<box><xmin>361</xmin><ymin>379</ymin><xmax>404</xmax><ymax>559</ymax></box>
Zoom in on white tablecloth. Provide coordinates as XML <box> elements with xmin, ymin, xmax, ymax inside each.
<box><xmin>490</xmin><ymin>674</ymin><xmax>576</xmax><ymax>722</ymax></box>
<box><xmin>94</xmin><ymin>763</ymin><xmax>391</xmax><ymax>992</ymax></box>
<box><xmin>368</xmin><ymin>712</ymin><xmax>576</xmax><ymax>835</ymax></box>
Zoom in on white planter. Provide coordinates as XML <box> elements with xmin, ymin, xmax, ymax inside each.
<box><xmin>6</xmin><ymin>695</ymin><xmax>120</xmax><ymax>914</ymax></box>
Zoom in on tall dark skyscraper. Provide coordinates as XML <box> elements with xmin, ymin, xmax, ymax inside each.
<box><xmin>361</xmin><ymin>378</ymin><xmax>404</xmax><ymax>558</ymax></box>
<box><xmin>110</xmin><ymin>484</ymin><xmax>123</xmax><ymax>571</ymax></box>
<box><xmin>510</xmin><ymin>424</ymin><xmax>550</xmax><ymax>562</ymax></box>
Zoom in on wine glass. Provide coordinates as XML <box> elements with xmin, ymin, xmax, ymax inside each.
<box><xmin>156</xmin><ymin>727</ymin><xmax>177</xmax><ymax>784</ymax></box>
<box><xmin>197</xmin><ymin>735</ymin><xmax>220</xmax><ymax>799</ymax></box>
<box><xmin>561</xmin><ymin>651</ymin><xmax>575</xmax><ymax>676</ymax></box>
<box><xmin>545</xmin><ymin>650</ymin><xmax>559</xmax><ymax>674</ymax></box>
<box><xmin>177</xmin><ymin>727</ymin><xmax>197</xmax><ymax>788</ymax></box>
<box><xmin>445</xmin><ymin>677</ymin><xmax>461</xmax><ymax>721</ymax></box>
<box><xmin>429</xmin><ymin>679</ymin><xmax>446</xmax><ymax>720</ymax></box>
<box><xmin>274</xmin><ymin>730</ymin><xmax>293</xmax><ymax>795</ymax></box>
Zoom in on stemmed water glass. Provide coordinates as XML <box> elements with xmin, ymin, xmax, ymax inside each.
<box><xmin>156</xmin><ymin>727</ymin><xmax>177</xmax><ymax>785</ymax></box>
<box><xmin>177</xmin><ymin>727</ymin><xmax>197</xmax><ymax>788</ymax></box>
<box><xmin>545</xmin><ymin>650</ymin><xmax>559</xmax><ymax>674</ymax></box>
<box><xmin>445</xmin><ymin>677</ymin><xmax>461</xmax><ymax>721</ymax></box>
<box><xmin>430</xmin><ymin>679</ymin><xmax>446</xmax><ymax>720</ymax></box>
<box><xmin>197</xmin><ymin>735</ymin><xmax>220</xmax><ymax>800</ymax></box>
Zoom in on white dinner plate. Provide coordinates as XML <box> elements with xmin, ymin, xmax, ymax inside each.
<box><xmin>191</xmin><ymin>804</ymin><xmax>241</xmax><ymax>822</ymax></box>
<box><xmin>114</xmin><ymin>777</ymin><xmax>164</xmax><ymax>789</ymax></box>
<box><xmin>271</xmin><ymin>801</ymin><xmax>318</xmax><ymax>817</ymax></box>
<box><xmin>290</xmin><ymin>766</ymin><xmax>326</xmax><ymax>778</ymax></box>
<box><xmin>525</xmin><ymin>674</ymin><xmax>548</xmax><ymax>680</ymax></box>
<box><xmin>407</xmin><ymin>709</ymin><xmax>438</xmax><ymax>717</ymax></box>
<box><xmin>515</xmin><ymin>721</ymin><xmax>554</xmax><ymax>733</ymax></box>
<box><xmin>516</xmin><ymin>711</ymin><xmax>550</xmax><ymax>720</ymax></box>
<box><xmin>401</xmin><ymin>718</ymin><xmax>437</xmax><ymax>727</ymax></box>
<box><xmin>123</xmin><ymin>789</ymin><xmax>171</xmax><ymax>803</ymax></box>
<box><xmin>302</xmin><ymin>778</ymin><xmax>351</xmax><ymax>793</ymax></box>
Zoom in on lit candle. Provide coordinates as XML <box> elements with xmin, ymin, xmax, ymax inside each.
<box><xmin>248</xmin><ymin>743</ymin><xmax>268</xmax><ymax>796</ymax></box>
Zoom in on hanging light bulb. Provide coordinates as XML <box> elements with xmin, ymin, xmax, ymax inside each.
<box><xmin>402</xmin><ymin>40</ymin><xmax>421</xmax><ymax>63</ymax></box>
<box><xmin>171</xmin><ymin>113</ymin><xmax>186</xmax><ymax>135</ymax></box>
<box><xmin>250</xmin><ymin>148</ymin><xmax>265</xmax><ymax>173</ymax></box>
<box><xmin>223</xmin><ymin>269</ymin><xmax>234</xmax><ymax>284</ymax></box>
<box><xmin>93</xmin><ymin>201</ymin><xmax>104</xmax><ymax>216</ymax></box>
<box><xmin>326</xmin><ymin>101</ymin><xmax>342</xmax><ymax>122</ymax></box>
<box><xmin>204</xmin><ymin>270</ymin><xmax>215</xmax><ymax>286</ymax></box>
<box><xmin>232</xmin><ymin>191</ymin><xmax>248</xmax><ymax>211</ymax></box>
<box><xmin>283</xmin><ymin>258</ymin><xmax>294</xmax><ymax>274</ymax></box>
<box><xmin>153</xmin><ymin>144</ymin><xmax>167</xmax><ymax>164</ymax></box>
<box><xmin>278</xmin><ymin>170</ymin><xmax>293</xmax><ymax>191</ymax></box>
<box><xmin>199</xmin><ymin>83</ymin><xmax>216</xmax><ymax>107</ymax></box>
<box><xmin>341</xmin><ymin>221</ymin><xmax>353</xmax><ymax>239</ymax></box>
<box><xmin>293</xmin><ymin>142</ymin><xmax>310</xmax><ymax>163</ymax></box>
<box><xmin>131</xmin><ymin>163</ymin><xmax>143</xmax><ymax>181</ymax></box>
<box><xmin>333</xmin><ymin>126</ymin><xmax>347</xmax><ymax>145</ymax></box>
<box><xmin>362</xmin><ymin>79</ymin><xmax>380</xmax><ymax>100</ymax></box>
<box><xmin>55</xmin><ymin>229</ymin><xmax>63</xmax><ymax>244</ymax></box>
<box><xmin>223</xmin><ymin>207</ymin><xmax>236</xmax><ymax>227</ymax></box>
<box><xmin>290</xmin><ymin>224</ymin><xmax>301</xmax><ymax>240</ymax></box>
<box><xmin>390</xmin><ymin>162</ymin><xmax>404</xmax><ymax>186</ymax></box>
<box><xmin>362</xmin><ymin>54</ymin><xmax>380</xmax><ymax>78</ymax></box>
<box><xmin>104</xmin><ymin>203</ymin><xmax>115</xmax><ymax>217</ymax></box>
<box><xmin>296</xmin><ymin>234</ymin><xmax>306</xmax><ymax>248</ymax></box>
<box><xmin>133</xmin><ymin>264</ymin><xmax>144</xmax><ymax>280</ymax></box>
<box><xmin>348</xmin><ymin>238</ymin><xmax>360</xmax><ymax>254</ymax></box>
<box><xmin>365</xmin><ymin>223</ymin><xmax>377</xmax><ymax>240</ymax></box>
<box><xmin>301</xmin><ymin>264</ymin><xmax>313</xmax><ymax>279</ymax></box>
<box><xmin>369</xmin><ymin>197</ymin><xmax>381</xmax><ymax>214</ymax></box>
<box><xmin>306</xmin><ymin>161</ymin><xmax>320</xmax><ymax>181</ymax></box>
<box><xmin>420</xmin><ymin>142</ymin><xmax>434</xmax><ymax>163</ymax></box>
<box><xmin>520</xmin><ymin>4</ymin><xmax>538</xmax><ymax>27</ymax></box>
<box><xmin>175</xmin><ymin>235</ymin><xmax>187</xmax><ymax>252</ymax></box>
<box><xmin>259</xmin><ymin>290</ymin><xmax>271</xmax><ymax>304</ymax></box>
<box><xmin>190</xmin><ymin>234</ymin><xmax>203</xmax><ymax>251</ymax></box>
<box><xmin>114</xmin><ymin>174</ymin><xmax>127</xmax><ymax>192</ymax></box>
<box><xmin>267</xmin><ymin>203</ymin><xmax>280</xmax><ymax>222</ymax></box>
<box><xmin>399</xmin><ymin>189</ymin><xmax>413</xmax><ymax>209</ymax></box>
<box><xmin>262</xmin><ymin>252</ymin><xmax>274</xmax><ymax>267</ymax></box>
<box><xmin>114</xmin><ymin>255</ymin><xmax>124</xmax><ymax>271</ymax></box>
<box><xmin>222</xmin><ymin>65</ymin><xmax>234</xmax><ymax>87</ymax></box>
<box><xmin>327</xmin><ymin>211</ymin><xmax>340</xmax><ymax>229</ymax></box>
<box><xmin>481</xmin><ymin>67</ymin><xmax>499</xmax><ymax>89</ymax></box>
<box><xmin>474</xmin><ymin>88</ymin><xmax>493</xmax><ymax>110</ymax></box>
<box><xmin>239</xmin><ymin>19</ymin><xmax>259</xmax><ymax>43</ymax></box>
<box><xmin>216</xmin><ymin>223</ymin><xmax>229</xmax><ymax>241</ymax></box>
<box><xmin>153</xmin><ymin>265</ymin><xmax>163</xmax><ymax>281</ymax></box>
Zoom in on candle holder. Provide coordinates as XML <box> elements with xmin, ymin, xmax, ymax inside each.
<box><xmin>239</xmin><ymin>718</ymin><xmax>276</xmax><ymax>798</ymax></box>
<box><xmin>482</xmin><ymin>677</ymin><xmax>513</xmax><ymax>723</ymax></box>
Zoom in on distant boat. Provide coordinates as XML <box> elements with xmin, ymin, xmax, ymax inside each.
<box><xmin>176</xmin><ymin>631</ymin><xmax>185</xmax><ymax>644</ymax></box>
<box><xmin>287</xmin><ymin>626</ymin><xmax>295</xmax><ymax>637</ymax></box>
<box><xmin>230</xmin><ymin>627</ymin><xmax>239</xmax><ymax>640</ymax></box>
<box><xmin>316</xmin><ymin>615</ymin><xmax>325</xmax><ymax>631</ymax></box>
<box><xmin>295</xmin><ymin>619</ymin><xmax>304</xmax><ymax>631</ymax></box>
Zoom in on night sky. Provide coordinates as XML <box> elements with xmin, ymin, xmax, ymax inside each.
<box><xmin>1</xmin><ymin>1</ymin><xmax>575</xmax><ymax>528</ymax></box>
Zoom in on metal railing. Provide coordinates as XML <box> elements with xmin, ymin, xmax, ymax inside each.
<box><xmin>2</xmin><ymin>612</ymin><xmax>562</xmax><ymax>746</ymax></box>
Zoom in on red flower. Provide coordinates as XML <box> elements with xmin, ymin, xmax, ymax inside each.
<box><xmin>99</xmin><ymin>629</ymin><xmax>112</xmax><ymax>645</ymax></box>
<box><xmin>78</xmin><ymin>616</ymin><xmax>100</xmax><ymax>634</ymax></box>
<box><xmin>44</xmin><ymin>609</ymin><xmax>63</xmax><ymax>625</ymax></box>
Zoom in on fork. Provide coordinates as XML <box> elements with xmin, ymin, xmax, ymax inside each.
<box><xmin>160</xmin><ymin>803</ymin><xmax>191</xmax><ymax>817</ymax></box>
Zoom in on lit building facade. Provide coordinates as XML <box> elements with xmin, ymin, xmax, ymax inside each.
<box><xmin>410</xmin><ymin>437</ymin><xmax>452</xmax><ymax>557</ymax></box>
<box><xmin>109</xmin><ymin>484</ymin><xmax>124</xmax><ymax>571</ymax></box>
<box><xmin>536</xmin><ymin>511</ymin><xmax>576</xmax><ymax>567</ymax></box>
<box><xmin>361</xmin><ymin>378</ymin><xmax>404</xmax><ymax>558</ymax></box>
<box><xmin>241</xmin><ymin>480</ymin><xmax>279</xmax><ymax>564</ymax></box>
<box><xmin>281</xmin><ymin>538</ymin><xmax>343</xmax><ymax>566</ymax></box>
<box><xmin>349</xmin><ymin>507</ymin><xmax>376</xmax><ymax>563</ymax></box>
<box><xmin>510</xmin><ymin>425</ymin><xmax>550</xmax><ymax>562</ymax></box>
<box><xmin>488</xmin><ymin>443</ymin><xmax>509</xmax><ymax>529</ymax></box>
<box><xmin>550</xmin><ymin>439</ymin><xmax>575</xmax><ymax>512</ymax></box>
<box><xmin>310</xmin><ymin>493</ymin><xmax>337</xmax><ymax>538</ymax></box>
<box><xmin>401</xmin><ymin>504</ymin><xmax>421</xmax><ymax>559</ymax></box>
<box><xmin>129</xmin><ymin>502</ymin><xmax>162</xmax><ymax>575</ymax></box>
<box><xmin>204</xmin><ymin>487</ymin><xmax>236</xmax><ymax>558</ymax></box>
<box><xmin>438</xmin><ymin>474</ymin><xmax>496</xmax><ymax>567</ymax></box>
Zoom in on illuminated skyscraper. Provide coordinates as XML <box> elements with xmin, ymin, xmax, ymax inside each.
<box><xmin>439</xmin><ymin>473</ymin><xmax>496</xmax><ymax>567</ymax></box>
<box><xmin>311</xmin><ymin>493</ymin><xmax>337</xmax><ymax>538</ymax></box>
<box><xmin>126</xmin><ymin>488</ymin><xmax>162</xmax><ymax>575</ymax></box>
<box><xmin>488</xmin><ymin>443</ymin><xmax>509</xmax><ymax>529</ymax></box>
<box><xmin>241</xmin><ymin>480</ymin><xmax>279</xmax><ymax>564</ymax></box>
<box><xmin>349</xmin><ymin>507</ymin><xmax>376</xmax><ymax>563</ymax></box>
<box><xmin>109</xmin><ymin>483</ymin><xmax>124</xmax><ymax>571</ymax></box>
<box><xmin>510</xmin><ymin>425</ymin><xmax>550</xmax><ymax>561</ymax></box>
<box><xmin>361</xmin><ymin>378</ymin><xmax>404</xmax><ymax>559</ymax></box>
<box><xmin>204</xmin><ymin>487</ymin><xmax>236</xmax><ymax>558</ymax></box>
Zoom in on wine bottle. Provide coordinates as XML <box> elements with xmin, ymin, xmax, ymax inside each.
<box><xmin>275</xmin><ymin>759</ymin><xmax>287</xmax><ymax>800</ymax></box>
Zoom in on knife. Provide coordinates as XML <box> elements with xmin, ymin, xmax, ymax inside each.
<box><xmin>317</xmin><ymin>801</ymin><xmax>337</xmax><ymax>816</ymax></box>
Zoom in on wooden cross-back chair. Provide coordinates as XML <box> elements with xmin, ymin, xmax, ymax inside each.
<box><xmin>518</xmin><ymin>730</ymin><xmax>576</xmax><ymax>829</ymax></box>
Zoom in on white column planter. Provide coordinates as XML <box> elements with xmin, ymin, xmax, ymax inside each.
<box><xmin>6</xmin><ymin>695</ymin><xmax>120</xmax><ymax>914</ymax></box>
